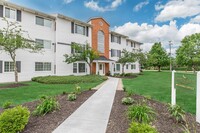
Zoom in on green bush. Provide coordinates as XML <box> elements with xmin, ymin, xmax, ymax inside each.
<box><xmin>127</xmin><ymin>103</ymin><xmax>155</xmax><ymax>124</ymax></box>
<box><xmin>74</xmin><ymin>85</ymin><xmax>81</xmax><ymax>95</ymax></box>
<box><xmin>128</xmin><ymin>122</ymin><xmax>158</xmax><ymax>133</ymax></box>
<box><xmin>33</xmin><ymin>96</ymin><xmax>60</xmax><ymax>116</ymax></box>
<box><xmin>67</xmin><ymin>93</ymin><xmax>77</xmax><ymax>101</ymax></box>
<box><xmin>2</xmin><ymin>101</ymin><xmax>13</xmax><ymax>109</ymax></box>
<box><xmin>32</xmin><ymin>75</ymin><xmax>108</xmax><ymax>84</ymax></box>
<box><xmin>0</xmin><ymin>106</ymin><xmax>30</xmax><ymax>133</ymax></box>
<box><xmin>121</xmin><ymin>97</ymin><xmax>134</xmax><ymax>105</ymax></box>
<box><xmin>168</xmin><ymin>104</ymin><xmax>185</xmax><ymax>122</ymax></box>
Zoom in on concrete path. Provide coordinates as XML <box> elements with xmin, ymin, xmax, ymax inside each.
<box><xmin>53</xmin><ymin>77</ymin><xmax>119</xmax><ymax>133</ymax></box>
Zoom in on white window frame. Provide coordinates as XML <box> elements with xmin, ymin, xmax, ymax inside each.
<box><xmin>4</xmin><ymin>7</ymin><xmax>16</xmax><ymax>20</ymax></box>
<box><xmin>4</xmin><ymin>61</ymin><xmax>14</xmax><ymax>72</ymax></box>
<box><xmin>35</xmin><ymin>62</ymin><xmax>51</xmax><ymax>72</ymax></box>
<box><xmin>75</xmin><ymin>24</ymin><xmax>86</xmax><ymax>35</ymax></box>
<box><xmin>131</xmin><ymin>64</ymin><xmax>136</xmax><ymax>70</ymax></box>
<box><xmin>35</xmin><ymin>39</ymin><xmax>52</xmax><ymax>49</ymax></box>
<box><xmin>35</xmin><ymin>16</ymin><xmax>52</xmax><ymax>28</ymax></box>
<box><xmin>73</xmin><ymin>62</ymin><xmax>86</xmax><ymax>73</ymax></box>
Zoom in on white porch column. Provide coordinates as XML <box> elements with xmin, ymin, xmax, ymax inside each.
<box><xmin>171</xmin><ymin>70</ymin><xmax>176</xmax><ymax>106</ymax></box>
<box><xmin>96</xmin><ymin>62</ymin><xmax>99</xmax><ymax>75</ymax></box>
<box><xmin>196</xmin><ymin>71</ymin><xmax>200</xmax><ymax>123</ymax></box>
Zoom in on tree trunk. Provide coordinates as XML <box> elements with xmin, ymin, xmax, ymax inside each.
<box><xmin>10</xmin><ymin>52</ymin><xmax>18</xmax><ymax>83</ymax></box>
<box><xmin>89</xmin><ymin>63</ymin><xmax>92</xmax><ymax>75</ymax></box>
<box><xmin>158</xmin><ymin>66</ymin><xmax>161</xmax><ymax>72</ymax></box>
<box><xmin>192</xmin><ymin>64</ymin><xmax>196</xmax><ymax>73</ymax></box>
<box><xmin>122</xmin><ymin>64</ymin><xmax>125</xmax><ymax>74</ymax></box>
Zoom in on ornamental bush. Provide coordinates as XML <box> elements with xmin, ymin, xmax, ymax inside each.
<box><xmin>128</xmin><ymin>122</ymin><xmax>158</xmax><ymax>133</ymax></box>
<box><xmin>67</xmin><ymin>93</ymin><xmax>77</xmax><ymax>101</ymax></box>
<box><xmin>33</xmin><ymin>96</ymin><xmax>60</xmax><ymax>116</ymax></box>
<box><xmin>0</xmin><ymin>106</ymin><xmax>30</xmax><ymax>133</ymax></box>
<box><xmin>121</xmin><ymin>97</ymin><xmax>134</xmax><ymax>105</ymax></box>
<box><xmin>2</xmin><ymin>101</ymin><xmax>13</xmax><ymax>109</ymax></box>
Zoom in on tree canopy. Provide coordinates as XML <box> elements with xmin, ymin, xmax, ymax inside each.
<box><xmin>176</xmin><ymin>33</ymin><xmax>200</xmax><ymax>72</ymax></box>
<box><xmin>0</xmin><ymin>18</ymin><xmax>41</xmax><ymax>82</ymax></box>
<box><xmin>147</xmin><ymin>42</ymin><xmax>169</xmax><ymax>71</ymax></box>
<box><xmin>64</xmin><ymin>43</ymin><xmax>99</xmax><ymax>74</ymax></box>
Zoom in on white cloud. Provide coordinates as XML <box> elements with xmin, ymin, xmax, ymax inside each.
<box><xmin>155</xmin><ymin>0</ymin><xmax>200</xmax><ymax>22</ymax></box>
<box><xmin>133</xmin><ymin>0</ymin><xmax>149</xmax><ymax>12</ymax></box>
<box><xmin>190</xmin><ymin>14</ymin><xmax>200</xmax><ymax>24</ymax></box>
<box><xmin>84</xmin><ymin>0</ymin><xmax>124</xmax><ymax>12</ymax></box>
<box><xmin>63</xmin><ymin>0</ymin><xmax>75</xmax><ymax>4</ymax></box>
<box><xmin>114</xmin><ymin>21</ymin><xmax>200</xmax><ymax>53</ymax></box>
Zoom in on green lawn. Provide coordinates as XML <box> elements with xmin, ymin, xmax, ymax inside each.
<box><xmin>0</xmin><ymin>76</ymin><xmax>105</xmax><ymax>107</ymax></box>
<box><xmin>123</xmin><ymin>71</ymin><xmax>197</xmax><ymax>114</ymax></box>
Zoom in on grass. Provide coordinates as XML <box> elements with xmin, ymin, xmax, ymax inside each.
<box><xmin>0</xmin><ymin>75</ymin><xmax>106</xmax><ymax>107</ymax></box>
<box><xmin>123</xmin><ymin>71</ymin><xmax>197</xmax><ymax>114</ymax></box>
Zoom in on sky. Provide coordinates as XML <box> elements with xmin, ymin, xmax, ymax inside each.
<box><xmin>7</xmin><ymin>0</ymin><xmax>200</xmax><ymax>55</ymax></box>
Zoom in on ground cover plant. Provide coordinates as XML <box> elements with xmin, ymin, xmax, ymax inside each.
<box><xmin>128</xmin><ymin>121</ymin><xmax>158</xmax><ymax>133</ymax></box>
<box><xmin>121</xmin><ymin>97</ymin><xmax>134</xmax><ymax>105</ymax></box>
<box><xmin>0</xmin><ymin>75</ymin><xmax>105</xmax><ymax>107</ymax></box>
<box><xmin>123</xmin><ymin>71</ymin><xmax>197</xmax><ymax>114</ymax></box>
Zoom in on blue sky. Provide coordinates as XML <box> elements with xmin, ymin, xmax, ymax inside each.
<box><xmin>8</xmin><ymin>0</ymin><xmax>200</xmax><ymax>52</ymax></box>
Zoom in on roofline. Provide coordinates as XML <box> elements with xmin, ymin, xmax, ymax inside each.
<box><xmin>88</xmin><ymin>17</ymin><xmax>110</xmax><ymax>26</ymax></box>
<box><xmin>110</xmin><ymin>31</ymin><xmax>128</xmax><ymax>38</ymax></box>
<box><xmin>126</xmin><ymin>38</ymin><xmax>143</xmax><ymax>45</ymax></box>
<box><xmin>0</xmin><ymin>1</ymin><xmax>56</xmax><ymax>20</ymax></box>
<box><xmin>56</xmin><ymin>14</ymin><xmax>92</xmax><ymax>27</ymax></box>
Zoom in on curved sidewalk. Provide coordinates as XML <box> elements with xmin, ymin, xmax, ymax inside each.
<box><xmin>53</xmin><ymin>77</ymin><xmax>119</xmax><ymax>133</ymax></box>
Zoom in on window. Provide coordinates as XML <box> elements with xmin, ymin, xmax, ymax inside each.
<box><xmin>111</xmin><ymin>35</ymin><xmax>121</xmax><ymax>44</ymax></box>
<box><xmin>111</xmin><ymin>49</ymin><xmax>121</xmax><ymax>57</ymax></box>
<box><xmin>73</xmin><ymin>63</ymin><xmax>77</xmax><ymax>73</ymax></box>
<box><xmin>131</xmin><ymin>64</ymin><xmax>136</xmax><ymax>70</ymax></box>
<box><xmin>98</xmin><ymin>31</ymin><xmax>105</xmax><ymax>53</ymax></box>
<box><xmin>35</xmin><ymin>62</ymin><xmax>51</xmax><ymax>71</ymax></box>
<box><xmin>75</xmin><ymin>24</ymin><xmax>85</xmax><ymax>35</ymax></box>
<box><xmin>126</xmin><ymin>41</ymin><xmax>128</xmax><ymax>46</ymax></box>
<box><xmin>126</xmin><ymin>64</ymin><xmax>129</xmax><ymax>69</ymax></box>
<box><xmin>5</xmin><ymin>7</ymin><xmax>16</xmax><ymax>19</ymax></box>
<box><xmin>4</xmin><ymin>62</ymin><xmax>14</xmax><ymax>72</ymax></box>
<box><xmin>131</xmin><ymin>42</ymin><xmax>133</xmax><ymax>47</ymax></box>
<box><xmin>116</xmin><ymin>64</ymin><xmax>120</xmax><ymax>71</ymax></box>
<box><xmin>71</xmin><ymin>43</ymin><xmax>85</xmax><ymax>54</ymax></box>
<box><xmin>79</xmin><ymin>63</ymin><xmax>86</xmax><ymax>73</ymax></box>
<box><xmin>36</xmin><ymin>16</ymin><xmax>52</xmax><ymax>28</ymax></box>
<box><xmin>134</xmin><ymin>43</ymin><xmax>136</xmax><ymax>48</ymax></box>
<box><xmin>36</xmin><ymin>39</ymin><xmax>51</xmax><ymax>49</ymax></box>
<box><xmin>73</xmin><ymin>63</ymin><xmax>86</xmax><ymax>73</ymax></box>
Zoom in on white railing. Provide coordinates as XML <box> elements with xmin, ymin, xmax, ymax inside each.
<box><xmin>171</xmin><ymin>71</ymin><xmax>200</xmax><ymax>123</ymax></box>
<box><xmin>196</xmin><ymin>71</ymin><xmax>200</xmax><ymax>123</ymax></box>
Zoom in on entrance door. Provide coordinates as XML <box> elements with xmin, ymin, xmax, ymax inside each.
<box><xmin>99</xmin><ymin>63</ymin><xmax>105</xmax><ymax>75</ymax></box>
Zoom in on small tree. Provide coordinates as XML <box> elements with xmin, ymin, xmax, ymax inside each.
<box><xmin>117</xmin><ymin>49</ymin><xmax>137</xmax><ymax>73</ymax></box>
<box><xmin>147</xmin><ymin>42</ymin><xmax>169</xmax><ymax>72</ymax></box>
<box><xmin>176</xmin><ymin>33</ymin><xmax>200</xmax><ymax>72</ymax></box>
<box><xmin>0</xmin><ymin>18</ymin><xmax>41</xmax><ymax>83</ymax></box>
<box><xmin>64</xmin><ymin>43</ymin><xmax>99</xmax><ymax>74</ymax></box>
<box><xmin>136</xmin><ymin>51</ymin><xmax>147</xmax><ymax>70</ymax></box>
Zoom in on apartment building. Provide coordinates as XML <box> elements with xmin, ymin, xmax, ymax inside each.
<box><xmin>0</xmin><ymin>1</ymin><xmax>142</xmax><ymax>83</ymax></box>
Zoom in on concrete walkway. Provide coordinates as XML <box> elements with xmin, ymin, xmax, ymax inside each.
<box><xmin>53</xmin><ymin>77</ymin><xmax>119</xmax><ymax>133</ymax></box>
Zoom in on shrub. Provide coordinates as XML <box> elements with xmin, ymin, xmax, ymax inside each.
<box><xmin>62</xmin><ymin>91</ymin><xmax>67</xmax><ymax>95</ymax></box>
<box><xmin>33</xmin><ymin>96</ymin><xmax>60</xmax><ymax>116</ymax></box>
<box><xmin>122</xmin><ymin>97</ymin><xmax>134</xmax><ymax>105</ymax></box>
<box><xmin>123</xmin><ymin>87</ymin><xmax>127</xmax><ymax>92</ymax></box>
<box><xmin>74</xmin><ymin>85</ymin><xmax>81</xmax><ymax>95</ymax></box>
<box><xmin>127</xmin><ymin>103</ymin><xmax>155</xmax><ymax>124</ymax></box>
<box><xmin>2</xmin><ymin>101</ymin><xmax>13</xmax><ymax>109</ymax></box>
<box><xmin>32</xmin><ymin>75</ymin><xmax>108</xmax><ymax>84</ymax></box>
<box><xmin>0</xmin><ymin>106</ymin><xmax>30</xmax><ymax>133</ymax></box>
<box><xmin>168</xmin><ymin>104</ymin><xmax>185</xmax><ymax>122</ymax></box>
<box><xmin>67</xmin><ymin>93</ymin><xmax>77</xmax><ymax>101</ymax></box>
<box><xmin>126</xmin><ymin>90</ymin><xmax>134</xmax><ymax>97</ymax></box>
<box><xmin>128</xmin><ymin>122</ymin><xmax>158</xmax><ymax>133</ymax></box>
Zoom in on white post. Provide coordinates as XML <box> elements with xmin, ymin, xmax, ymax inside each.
<box><xmin>171</xmin><ymin>70</ymin><xmax>176</xmax><ymax>106</ymax></box>
<box><xmin>196</xmin><ymin>71</ymin><xmax>200</xmax><ymax>123</ymax></box>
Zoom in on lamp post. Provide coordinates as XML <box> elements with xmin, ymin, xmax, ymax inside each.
<box><xmin>169</xmin><ymin>41</ymin><xmax>173</xmax><ymax>71</ymax></box>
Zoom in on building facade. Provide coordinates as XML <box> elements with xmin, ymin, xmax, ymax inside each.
<box><xmin>0</xmin><ymin>1</ymin><xmax>142</xmax><ymax>83</ymax></box>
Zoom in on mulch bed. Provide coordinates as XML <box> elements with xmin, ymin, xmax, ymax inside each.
<box><xmin>6</xmin><ymin>90</ymin><xmax>95</xmax><ymax>133</ymax></box>
<box><xmin>0</xmin><ymin>83</ymin><xmax>28</xmax><ymax>90</ymax></box>
<box><xmin>106</xmin><ymin>90</ymin><xmax>200</xmax><ymax>133</ymax></box>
